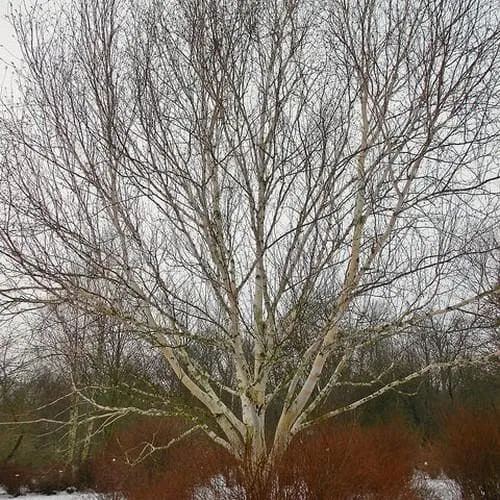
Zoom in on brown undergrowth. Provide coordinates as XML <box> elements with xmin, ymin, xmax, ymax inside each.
<box><xmin>90</xmin><ymin>416</ymin><xmax>419</xmax><ymax>499</ymax></box>
<box><xmin>427</xmin><ymin>406</ymin><xmax>500</xmax><ymax>499</ymax></box>
<box><xmin>0</xmin><ymin>461</ymin><xmax>78</xmax><ymax>496</ymax></box>
<box><xmin>90</xmin><ymin>417</ymin><xmax>237</xmax><ymax>500</ymax></box>
<box><xmin>274</xmin><ymin>417</ymin><xmax>419</xmax><ymax>499</ymax></box>
<box><xmin>3</xmin><ymin>408</ymin><xmax>498</xmax><ymax>498</ymax></box>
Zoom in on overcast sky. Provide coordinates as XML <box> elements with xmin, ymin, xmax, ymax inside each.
<box><xmin>0</xmin><ymin>1</ymin><xmax>20</xmax><ymax>57</ymax></box>
<box><xmin>0</xmin><ymin>0</ymin><xmax>21</xmax><ymax>95</ymax></box>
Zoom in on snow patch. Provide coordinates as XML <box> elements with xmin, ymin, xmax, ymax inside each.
<box><xmin>0</xmin><ymin>488</ymin><xmax>96</xmax><ymax>499</ymax></box>
<box><xmin>412</xmin><ymin>471</ymin><xmax>462</xmax><ymax>500</ymax></box>
<box><xmin>192</xmin><ymin>474</ymin><xmax>244</xmax><ymax>499</ymax></box>
<box><xmin>1</xmin><ymin>473</ymin><xmax>465</xmax><ymax>499</ymax></box>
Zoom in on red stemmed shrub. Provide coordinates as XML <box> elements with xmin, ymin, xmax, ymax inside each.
<box><xmin>90</xmin><ymin>416</ymin><xmax>237</xmax><ymax>499</ymax></box>
<box><xmin>0</xmin><ymin>462</ymin><xmax>30</xmax><ymax>496</ymax></box>
<box><xmin>90</xmin><ymin>416</ymin><xmax>421</xmax><ymax>499</ymax></box>
<box><xmin>433</xmin><ymin>406</ymin><xmax>500</xmax><ymax>498</ymax></box>
<box><xmin>275</xmin><ymin>418</ymin><xmax>419</xmax><ymax>499</ymax></box>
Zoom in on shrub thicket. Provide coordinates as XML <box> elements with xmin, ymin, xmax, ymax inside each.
<box><xmin>433</xmin><ymin>406</ymin><xmax>500</xmax><ymax>499</ymax></box>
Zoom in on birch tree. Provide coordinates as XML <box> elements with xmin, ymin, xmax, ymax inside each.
<box><xmin>1</xmin><ymin>0</ymin><xmax>499</xmax><ymax>489</ymax></box>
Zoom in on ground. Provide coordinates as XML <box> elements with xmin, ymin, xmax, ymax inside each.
<box><xmin>0</xmin><ymin>489</ymin><xmax>95</xmax><ymax>499</ymax></box>
<box><xmin>0</xmin><ymin>474</ymin><xmax>464</xmax><ymax>499</ymax></box>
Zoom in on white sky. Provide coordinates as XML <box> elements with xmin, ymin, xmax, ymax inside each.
<box><xmin>0</xmin><ymin>0</ymin><xmax>22</xmax><ymax>96</ymax></box>
<box><xmin>0</xmin><ymin>1</ymin><xmax>20</xmax><ymax>56</ymax></box>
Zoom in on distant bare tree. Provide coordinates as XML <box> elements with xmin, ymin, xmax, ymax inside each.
<box><xmin>29</xmin><ymin>304</ymin><xmax>153</xmax><ymax>469</ymax></box>
<box><xmin>0</xmin><ymin>322</ymin><xmax>31</xmax><ymax>462</ymax></box>
<box><xmin>1</xmin><ymin>0</ymin><xmax>499</xmax><ymax>489</ymax></box>
<box><xmin>463</xmin><ymin>231</ymin><xmax>500</xmax><ymax>341</ymax></box>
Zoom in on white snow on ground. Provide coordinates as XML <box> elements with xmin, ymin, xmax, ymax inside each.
<box><xmin>412</xmin><ymin>471</ymin><xmax>463</xmax><ymax>500</ymax></box>
<box><xmin>0</xmin><ymin>488</ymin><xmax>96</xmax><ymax>499</ymax></box>
<box><xmin>193</xmin><ymin>471</ymin><xmax>464</xmax><ymax>499</ymax></box>
<box><xmin>425</xmin><ymin>478</ymin><xmax>462</xmax><ymax>500</ymax></box>
<box><xmin>192</xmin><ymin>474</ymin><xmax>245</xmax><ymax>499</ymax></box>
<box><xmin>2</xmin><ymin>473</ymin><xmax>464</xmax><ymax>499</ymax></box>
